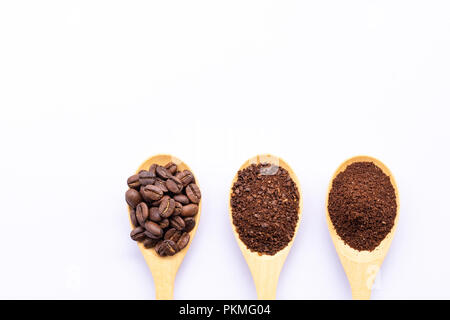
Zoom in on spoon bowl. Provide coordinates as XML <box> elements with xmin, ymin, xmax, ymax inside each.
<box><xmin>128</xmin><ymin>154</ymin><xmax>201</xmax><ymax>299</ymax></box>
<box><xmin>228</xmin><ymin>154</ymin><xmax>303</xmax><ymax>299</ymax></box>
<box><xmin>325</xmin><ymin>155</ymin><xmax>400</xmax><ymax>299</ymax></box>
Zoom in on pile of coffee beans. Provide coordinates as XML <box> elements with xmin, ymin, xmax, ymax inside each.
<box><xmin>328</xmin><ymin>161</ymin><xmax>397</xmax><ymax>251</ymax></box>
<box><xmin>230</xmin><ymin>163</ymin><xmax>300</xmax><ymax>255</ymax></box>
<box><xmin>126</xmin><ymin>162</ymin><xmax>201</xmax><ymax>256</ymax></box>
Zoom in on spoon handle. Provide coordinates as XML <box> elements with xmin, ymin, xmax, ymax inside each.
<box><xmin>351</xmin><ymin>287</ymin><xmax>371</xmax><ymax>300</ymax></box>
<box><xmin>150</xmin><ymin>266</ymin><xmax>176</xmax><ymax>300</ymax></box>
<box><xmin>341</xmin><ymin>258</ymin><xmax>379</xmax><ymax>300</ymax></box>
<box><xmin>154</xmin><ymin>273</ymin><xmax>175</xmax><ymax>300</ymax></box>
<box><xmin>253</xmin><ymin>276</ymin><xmax>278</xmax><ymax>300</ymax></box>
<box><xmin>247</xmin><ymin>258</ymin><xmax>284</xmax><ymax>300</ymax></box>
<box><xmin>143</xmin><ymin>254</ymin><xmax>178</xmax><ymax>300</ymax></box>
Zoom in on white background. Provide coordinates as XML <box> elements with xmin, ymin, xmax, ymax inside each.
<box><xmin>0</xmin><ymin>1</ymin><xmax>449</xmax><ymax>299</ymax></box>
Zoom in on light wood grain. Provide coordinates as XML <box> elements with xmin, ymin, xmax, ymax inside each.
<box><xmin>325</xmin><ymin>155</ymin><xmax>400</xmax><ymax>300</ymax></box>
<box><xmin>127</xmin><ymin>154</ymin><xmax>201</xmax><ymax>300</ymax></box>
<box><xmin>228</xmin><ymin>154</ymin><xmax>303</xmax><ymax>300</ymax></box>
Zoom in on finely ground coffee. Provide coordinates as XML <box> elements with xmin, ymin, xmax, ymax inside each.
<box><xmin>328</xmin><ymin>161</ymin><xmax>397</xmax><ymax>251</ymax></box>
<box><xmin>230</xmin><ymin>163</ymin><xmax>300</xmax><ymax>255</ymax></box>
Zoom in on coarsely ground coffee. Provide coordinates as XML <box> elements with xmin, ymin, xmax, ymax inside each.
<box><xmin>230</xmin><ymin>163</ymin><xmax>300</xmax><ymax>255</ymax></box>
<box><xmin>328</xmin><ymin>161</ymin><xmax>397</xmax><ymax>251</ymax></box>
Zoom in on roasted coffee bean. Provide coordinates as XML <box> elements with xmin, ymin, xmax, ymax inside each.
<box><xmin>183</xmin><ymin>217</ymin><xmax>196</xmax><ymax>232</ymax></box>
<box><xmin>136</xmin><ymin>202</ymin><xmax>149</xmax><ymax>227</ymax></box>
<box><xmin>176</xmin><ymin>170</ymin><xmax>194</xmax><ymax>186</ymax></box>
<box><xmin>164</xmin><ymin>228</ymin><xmax>182</xmax><ymax>242</ymax></box>
<box><xmin>170</xmin><ymin>215</ymin><xmax>186</xmax><ymax>230</ymax></box>
<box><xmin>181</xmin><ymin>204</ymin><xmax>198</xmax><ymax>217</ymax></box>
<box><xmin>159</xmin><ymin>197</ymin><xmax>175</xmax><ymax>218</ymax></box>
<box><xmin>140</xmin><ymin>185</ymin><xmax>163</xmax><ymax>201</ymax></box>
<box><xmin>154</xmin><ymin>179</ymin><xmax>168</xmax><ymax>193</ymax></box>
<box><xmin>129</xmin><ymin>209</ymin><xmax>139</xmax><ymax>227</ymax></box>
<box><xmin>143</xmin><ymin>238</ymin><xmax>158</xmax><ymax>249</ymax></box>
<box><xmin>149</xmin><ymin>164</ymin><xmax>157</xmax><ymax>175</ymax></box>
<box><xmin>164</xmin><ymin>240</ymin><xmax>179</xmax><ymax>256</ymax></box>
<box><xmin>126</xmin><ymin>161</ymin><xmax>200</xmax><ymax>257</ymax></box>
<box><xmin>152</xmin><ymin>194</ymin><xmax>169</xmax><ymax>207</ymax></box>
<box><xmin>166</xmin><ymin>242</ymin><xmax>179</xmax><ymax>255</ymax></box>
<box><xmin>164</xmin><ymin>162</ymin><xmax>178</xmax><ymax>175</ymax></box>
<box><xmin>186</xmin><ymin>183</ymin><xmax>201</xmax><ymax>204</ymax></box>
<box><xmin>154</xmin><ymin>241</ymin><xmax>163</xmax><ymax>253</ymax></box>
<box><xmin>177</xmin><ymin>232</ymin><xmax>190</xmax><ymax>250</ymax></box>
<box><xmin>166</xmin><ymin>176</ymin><xmax>183</xmax><ymax>194</ymax></box>
<box><xmin>126</xmin><ymin>189</ymin><xmax>143</xmax><ymax>208</ymax></box>
<box><xmin>173</xmin><ymin>201</ymin><xmax>182</xmax><ymax>216</ymax></box>
<box><xmin>145</xmin><ymin>231</ymin><xmax>161</xmax><ymax>239</ymax></box>
<box><xmin>139</xmin><ymin>170</ymin><xmax>156</xmax><ymax>186</ymax></box>
<box><xmin>149</xmin><ymin>207</ymin><xmax>162</xmax><ymax>222</ymax></box>
<box><xmin>156</xmin><ymin>240</ymin><xmax>178</xmax><ymax>256</ymax></box>
<box><xmin>156</xmin><ymin>165</ymin><xmax>171</xmax><ymax>180</ymax></box>
<box><xmin>173</xmin><ymin>194</ymin><xmax>189</xmax><ymax>205</ymax></box>
<box><xmin>130</xmin><ymin>226</ymin><xmax>146</xmax><ymax>241</ymax></box>
<box><xmin>159</xmin><ymin>218</ymin><xmax>169</xmax><ymax>229</ymax></box>
<box><xmin>144</xmin><ymin>221</ymin><xmax>163</xmax><ymax>238</ymax></box>
<box><xmin>127</xmin><ymin>174</ymin><xmax>141</xmax><ymax>189</ymax></box>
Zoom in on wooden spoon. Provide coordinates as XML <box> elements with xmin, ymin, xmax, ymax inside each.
<box><xmin>325</xmin><ymin>155</ymin><xmax>400</xmax><ymax>300</ymax></box>
<box><xmin>128</xmin><ymin>154</ymin><xmax>201</xmax><ymax>300</ymax></box>
<box><xmin>228</xmin><ymin>154</ymin><xmax>303</xmax><ymax>299</ymax></box>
